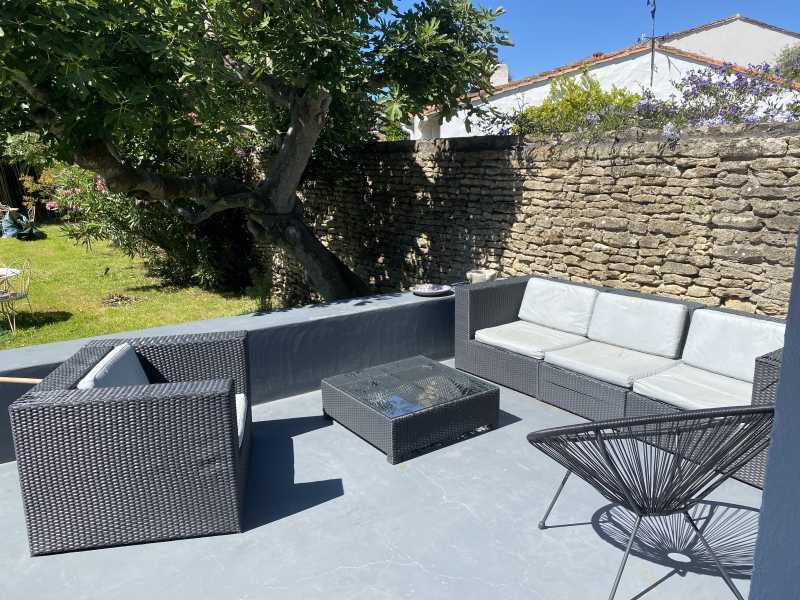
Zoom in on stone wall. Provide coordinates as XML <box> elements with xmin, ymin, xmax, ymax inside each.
<box><xmin>301</xmin><ymin>123</ymin><xmax>800</xmax><ymax>316</ymax></box>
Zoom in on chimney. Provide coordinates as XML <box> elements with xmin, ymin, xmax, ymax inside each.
<box><xmin>490</xmin><ymin>63</ymin><xmax>510</xmax><ymax>87</ymax></box>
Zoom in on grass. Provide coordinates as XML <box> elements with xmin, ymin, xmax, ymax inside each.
<box><xmin>0</xmin><ymin>225</ymin><xmax>257</xmax><ymax>350</ymax></box>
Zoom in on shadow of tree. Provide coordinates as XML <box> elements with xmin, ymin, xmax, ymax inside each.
<box><xmin>302</xmin><ymin>137</ymin><xmax>527</xmax><ymax>293</ymax></box>
<box><xmin>244</xmin><ymin>415</ymin><xmax>343</xmax><ymax>530</ymax></box>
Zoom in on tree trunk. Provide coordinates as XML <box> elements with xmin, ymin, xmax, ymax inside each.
<box><xmin>255</xmin><ymin>209</ymin><xmax>370</xmax><ymax>301</ymax></box>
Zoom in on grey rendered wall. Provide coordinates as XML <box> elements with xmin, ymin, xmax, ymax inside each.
<box><xmin>0</xmin><ymin>291</ymin><xmax>455</xmax><ymax>463</ymax></box>
<box><xmin>749</xmin><ymin>241</ymin><xmax>800</xmax><ymax>599</ymax></box>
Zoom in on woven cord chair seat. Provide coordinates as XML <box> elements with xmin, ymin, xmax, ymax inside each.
<box><xmin>528</xmin><ymin>406</ymin><xmax>773</xmax><ymax>515</ymax></box>
<box><xmin>527</xmin><ymin>405</ymin><xmax>774</xmax><ymax>600</ymax></box>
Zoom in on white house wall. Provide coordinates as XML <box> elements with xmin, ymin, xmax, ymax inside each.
<box><xmin>666</xmin><ymin>19</ymin><xmax>799</xmax><ymax>67</ymax></box>
<box><xmin>436</xmin><ymin>51</ymin><xmax>704</xmax><ymax>139</ymax></box>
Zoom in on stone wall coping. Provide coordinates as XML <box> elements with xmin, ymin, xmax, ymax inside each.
<box><xmin>366</xmin><ymin>122</ymin><xmax>800</xmax><ymax>154</ymax></box>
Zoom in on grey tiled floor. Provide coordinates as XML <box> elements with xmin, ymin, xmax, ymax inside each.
<box><xmin>0</xmin><ymin>361</ymin><xmax>761</xmax><ymax>599</ymax></box>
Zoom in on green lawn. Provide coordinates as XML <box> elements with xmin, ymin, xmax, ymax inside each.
<box><xmin>0</xmin><ymin>225</ymin><xmax>256</xmax><ymax>350</ymax></box>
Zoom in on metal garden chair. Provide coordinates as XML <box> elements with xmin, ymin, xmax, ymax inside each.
<box><xmin>527</xmin><ymin>405</ymin><xmax>774</xmax><ymax>600</ymax></box>
<box><xmin>0</xmin><ymin>258</ymin><xmax>32</xmax><ymax>333</ymax></box>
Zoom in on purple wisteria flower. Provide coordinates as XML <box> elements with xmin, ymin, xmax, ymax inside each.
<box><xmin>584</xmin><ymin>112</ymin><xmax>600</xmax><ymax>126</ymax></box>
<box><xmin>661</xmin><ymin>122</ymin><xmax>679</xmax><ymax>143</ymax></box>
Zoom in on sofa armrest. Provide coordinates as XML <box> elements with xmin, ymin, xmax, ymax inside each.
<box><xmin>32</xmin><ymin>346</ymin><xmax>114</xmax><ymax>392</ymax></box>
<box><xmin>454</xmin><ymin>276</ymin><xmax>530</xmax><ymax>370</ymax></box>
<box><xmin>10</xmin><ymin>378</ymin><xmax>244</xmax><ymax>555</ymax></box>
<box><xmin>87</xmin><ymin>330</ymin><xmax>250</xmax><ymax>397</ymax></box>
<box><xmin>752</xmin><ymin>348</ymin><xmax>782</xmax><ymax>406</ymax></box>
<box><xmin>455</xmin><ymin>277</ymin><xmax>530</xmax><ymax>340</ymax></box>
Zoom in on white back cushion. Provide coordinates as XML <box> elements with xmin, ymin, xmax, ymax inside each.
<box><xmin>682</xmin><ymin>310</ymin><xmax>785</xmax><ymax>382</ymax></box>
<box><xmin>588</xmin><ymin>293</ymin><xmax>689</xmax><ymax>358</ymax></box>
<box><xmin>518</xmin><ymin>278</ymin><xmax>599</xmax><ymax>336</ymax></box>
<box><xmin>77</xmin><ymin>343</ymin><xmax>149</xmax><ymax>389</ymax></box>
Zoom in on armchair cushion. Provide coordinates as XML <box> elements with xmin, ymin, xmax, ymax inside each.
<box><xmin>76</xmin><ymin>343</ymin><xmax>150</xmax><ymax>390</ymax></box>
<box><xmin>588</xmin><ymin>292</ymin><xmax>689</xmax><ymax>358</ymax></box>
<box><xmin>518</xmin><ymin>278</ymin><xmax>599</xmax><ymax>336</ymax></box>
<box><xmin>544</xmin><ymin>341</ymin><xmax>677</xmax><ymax>388</ymax></box>
<box><xmin>682</xmin><ymin>310</ymin><xmax>785</xmax><ymax>382</ymax></box>
<box><xmin>633</xmin><ymin>363</ymin><xmax>752</xmax><ymax>410</ymax></box>
<box><xmin>235</xmin><ymin>393</ymin><xmax>247</xmax><ymax>448</ymax></box>
<box><xmin>475</xmin><ymin>320</ymin><xmax>587</xmax><ymax>359</ymax></box>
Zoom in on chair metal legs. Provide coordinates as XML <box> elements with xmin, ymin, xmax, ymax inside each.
<box><xmin>607</xmin><ymin>513</ymin><xmax>642</xmax><ymax>600</ymax></box>
<box><xmin>538</xmin><ymin>470</ymin><xmax>571</xmax><ymax>529</ymax></box>
<box><xmin>683</xmin><ymin>511</ymin><xmax>745</xmax><ymax>600</ymax></box>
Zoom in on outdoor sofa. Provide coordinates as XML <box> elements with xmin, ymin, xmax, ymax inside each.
<box><xmin>455</xmin><ymin>276</ymin><xmax>785</xmax><ymax>487</ymax></box>
<box><xmin>9</xmin><ymin>330</ymin><xmax>252</xmax><ymax>555</ymax></box>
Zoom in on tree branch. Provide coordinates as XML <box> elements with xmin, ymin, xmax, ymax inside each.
<box><xmin>74</xmin><ymin>140</ymin><xmax>259</xmax><ymax>210</ymax></box>
<box><xmin>157</xmin><ymin>195</ymin><xmax>254</xmax><ymax>224</ymax></box>
<box><xmin>220</xmin><ymin>55</ymin><xmax>293</xmax><ymax>107</ymax></box>
<box><xmin>257</xmin><ymin>90</ymin><xmax>332</xmax><ymax>212</ymax></box>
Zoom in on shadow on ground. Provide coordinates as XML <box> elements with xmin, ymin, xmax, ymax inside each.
<box><xmin>4</xmin><ymin>310</ymin><xmax>72</xmax><ymax>330</ymax></box>
<box><xmin>244</xmin><ymin>416</ymin><xmax>343</xmax><ymax>530</ymax></box>
<box><xmin>591</xmin><ymin>500</ymin><xmax>759</xmax><ymax>598</ymax></box>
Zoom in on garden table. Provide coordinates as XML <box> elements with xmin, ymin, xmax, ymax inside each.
<box><xmin>322</xmin><ymin>355</ymin><xmax>499</xmax><ymax>463</ymax></box>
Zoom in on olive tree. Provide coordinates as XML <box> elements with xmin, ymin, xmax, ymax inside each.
<box><xmin>0</xmin><ymin>0</ymin><xmax>507</xmax><ymax>299</ymax></box>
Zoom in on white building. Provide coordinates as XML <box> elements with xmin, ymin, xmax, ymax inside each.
<box><xmin>412</xmin><ymin>14</ymin><xmax>800</xmax><ymax>139</ymax></box>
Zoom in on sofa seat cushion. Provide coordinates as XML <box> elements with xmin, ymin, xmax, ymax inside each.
<box><xmin>475</xmin><ymin>320</ymin><xmax>587</xmax><ymax>359</ymax></box>
<box><xmin>544</xmin><ymin>341</ymin><xmax>678</xmax><ymax>388</ymax></box>
<box><xmin>77</xmin><ymin>343</ymin><xmax>150</xmax><ymax>390</ymax></box>
<box><xmin>633</xmin><ymin>363</ymin><xmax>752</xmax><ymax>411</ymax></box>
<box><xmin>235</xmin><ymin>393</ymin><xmax>247</xmax><ymax>449</ymax></box>
<box><xmin>682</xmin><ymin>309</ymin><xmax>785</xmax><ymax>382</ymax></box>
<box><xmin>517</xmin><ymin>278</ymin><xmax>599</xmax><ymax>336</ymax></box>
<box><xmin>587</xmin><ymin>292</ymin><xmax>690</xmax><ymax>358</ymax></box>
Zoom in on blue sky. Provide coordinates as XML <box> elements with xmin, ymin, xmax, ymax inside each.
<box><xmin>399</xmin><ymin>1</ymin><xmax>800</xmax><ymax>80</ymax></box>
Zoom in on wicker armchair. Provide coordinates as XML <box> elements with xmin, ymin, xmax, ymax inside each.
<box><xmin>9</xmin><ymin>331</ymin><xmax>252</xmax><ymax>556</ymax></box>
<box><xmin>528</xmin><ymin>405</ymin><xmax>774</xmax><ymax>600</ymax></box>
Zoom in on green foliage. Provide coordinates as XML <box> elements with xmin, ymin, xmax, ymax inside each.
<box><xmin>0</xmin><ymin>1</ymin><xmax>508</xmax><ymax>296</ymax></box>
<box><xmin>2</xmin><ymin>132</ymin><xmax>53</xmax><ymax>170</ymax></box>
<box><xmin>381</xmin><ymin>120</ymin><xmax>410</xmax><ymax>141</ymax></box>
<box><xmin>0</xmin><ymin>1</ymin><xmax>508</xmax><ymax>167</ymax></box>
<box><xmin>777</xmin><ymin>43</ymin><xmax>800</xmax><ymax>82</ymax></box>
<box><xmin>510</xmin><ymin>72</ymin><xmax>640</xmax><ymax>137</ymax></box>
<box><xmin>70</xmin><ymin>192</ymin><xmax>256</xmax><ymax>291</ymax></box>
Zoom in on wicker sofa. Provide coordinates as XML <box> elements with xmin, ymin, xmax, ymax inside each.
<box><xmin>455</xmin><ymin>276</ymin><xmax>785</xmax><ymax>487</ymax></box>
<box><xmin>9</xmin><ymin>331</ymin><xmax>252</xmax><ymax>555</ymax></box>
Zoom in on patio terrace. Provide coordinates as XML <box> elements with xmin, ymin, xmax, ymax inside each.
<box><xmin>0</xmin><ymin>288</ymin><xmax>778</xmax><ymax>599</ymax></box>
<box><xmin>0</xmin><ymin>359</ymin><xmax>761</xmax><ymax>599</ymax></box>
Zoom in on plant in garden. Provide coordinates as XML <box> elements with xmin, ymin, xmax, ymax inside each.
<box><xmin>0</xmin><ymin>1</ymin><xmax>508</xmax><ymax>300</ymax></box>
<box><xmin>506</xmin><ymin>72</ymin><xmax>641</xmax><ymax>137</ymax></box>
<box><xmin>777</xmin><ymin>43</ymin><xmax>800</xmax><ymax>82</ymax></box>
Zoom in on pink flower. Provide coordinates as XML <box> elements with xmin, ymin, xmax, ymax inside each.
<box><xmin>45</xmin><ymin>201</ymin><xmax>59</xmax><ymax>211</ymax></box>
<box><xmin>95</xmin><ymin>175</ymin><xmax>107</xmax><ymax>192</ymax></box>
<box><xmin>61</xmin><ymin>188</ymin><xmax>73</xmax><ymax>198</ymax></box>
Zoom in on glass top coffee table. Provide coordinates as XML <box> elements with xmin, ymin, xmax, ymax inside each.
<box><xmin>321</xmin><ymin>356</ymin><xmax>499</xmax><ymax>464</ymax></box>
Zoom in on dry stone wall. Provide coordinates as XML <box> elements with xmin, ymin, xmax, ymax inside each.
<box><xmin>301</xmin><ymin>123</ymin><xmax>800</xmax><ymax>316</ymax></box>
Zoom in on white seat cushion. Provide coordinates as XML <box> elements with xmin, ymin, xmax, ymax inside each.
<box><xmin>475</xmin><ymin>320</ymin><xmax>587</xmax><ymax>359</ymax></box>
<box><xmin>682</xmin><ymin>310</ymin><xmax>785</xmax><ymax>382</ymax></box>
<box><xmin>77</xmin><ymin>343</ymin><xmax>149</xmax><ymax>390</ymax></box>
<box><xmin>544</xmin><ymin>341</ymin><xmax>678</xmax><ymax>388</ymax></box>
<box><xmin>588</xmin><ymin>293</ymin><xmax>689</xmax><ymax>358</ymax></box>
<box><xmin>517</xmin><ymin>278</ymin><xmax>599</xmax><ymax>336</ymax></box>
<box><xmin>235</xmin><ymin>393</ymin><xmax>247</xmax><ymax>449</ymax></box>
<box><xmin>633</xmin><ymin>363</ymin><xmax>752</xmax><ymax>411</ymax></box>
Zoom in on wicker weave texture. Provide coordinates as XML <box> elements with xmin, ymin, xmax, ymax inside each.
<box><xmin>322</xmin><ymin>366</ymin><xmax>499</xmax><ymax>464</ymax></box>
<box><xmin>734</xmin><ymin>349</ymin><xmax>783</xmax><ymax>487</ymax></box>
<box><xmin>10</xmin><ymin>331</ymin><xmax>252</xmax><ymax>555</ymax></box>
<box><xmin>538</xmin><ymin>363</ymin><xmax>627</xmax><ymax>421</ymax></box>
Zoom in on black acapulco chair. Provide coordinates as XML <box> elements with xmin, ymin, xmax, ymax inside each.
<box><xmin>527</xmin><ymin>404</ymin><xmax>774</xmax><ymax>600</ymax></box>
